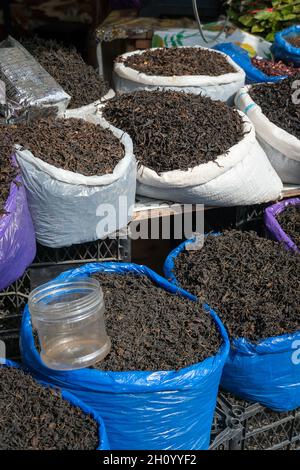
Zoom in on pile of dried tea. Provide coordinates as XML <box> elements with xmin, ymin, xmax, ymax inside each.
<box><xmin>277</xmin><ymin>205</ymin><xmax>300</xmax><ymax>247</ymax></box>
<box><xmin>0</xmin><ymin>366</ymin><xmax>99</xmax><ymax>450</ymax></box>
<box><xmin>21</xmin><ymin>37</ymin><xmax>109</xmax><ymax>109</ymax></box>
<box><xmin>0</xmin><ymin>157</ymin><xmax>18</xmax><ymax>215</ymax></box>
<box><xmin>118</xmin><ymin>47</ymin><xmax>236</xmax><ymax>76</ymax></box>
<box><xmin>251</xmin><ymin>57</ymin><xmax>299</xmax><ymax>77</ymax></box>
<box><xmin>91</xmin><ymin>273</ymin><xmax>221</xmax><ymax>371</ymax></box>
<box><xmin>287</xmin><ymin>36</ymin><xmax>300</xmax><ymax>48</ymax></box>
<box><xmin>103</xmin><ymin>91</ymin><xmax>244</xmax><ymax>173</ymax></box>
<box><xmin>250</xmin><ymin>76</ymin><xmax>300</xmax><ymax>139</ymax></box>
<box><xmin>174</xmin><ymin>230</ymin><xmax>300</xmax><ymax>341</ymax></box>
<box><xmin>0</xmin><ymin>117</ymin><xmax>124</xmax><ymax>176</ymax></box>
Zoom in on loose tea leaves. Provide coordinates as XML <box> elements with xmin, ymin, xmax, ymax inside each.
<box><xmin>0</xmin><ymin>117</ymin><xmax>124</xmax><ymax>176</ymax></box>
<box><xmin>174</xmin><ymin>230</ymin><xmax>300</xmax><ymax>342</ymax></box>
<box><xmin>21</xmin><ymin>37</ymin><xmax>109</xmax><ymax>109</ymax></box>
<box><xmin>103</xmin><ymin>91</ymin><xmax>244</xmax><ymax>173</ymax></box>
<box><xmin>91</xmin><ymin>273</ymin><xmax>221</xmax><ymax>371</ymax></box>
<box><xmin>118</xmin><ymin>47</ymin><xmax>236</xmax><ymax>76</ymax></box>
<box><xmin>277</xmin><ymin>205</ymin><xmax>300</xmax><ymax>247</ymax></box>
<box><xmin>251</xmin><ymin>57</ymin><xmax>299</xmax><ymax>77</ymax></box>
<box><xmin>0</xmin><ymin>366</ymin><xmax>99</xmax><ymax>450</ymax></box>
<box><xmin>287</xmin><ymin>36</ymin><xmax>300</xmax><ymax>48</ymax></box>
<box><xmin>250</xmin><ymin>76</ymin><xmax>300</xmax><ymax>139</ymax></box>
<box><xmin>0</xmin><ymin>157</ymin><xmax>18</xmax><ymax>216</ymax></box>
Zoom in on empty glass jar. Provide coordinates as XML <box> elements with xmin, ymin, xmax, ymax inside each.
<box><xmin>29</xmin><ymin>278</ymin><xmax>111</xmax><ymax>370</ymax></box>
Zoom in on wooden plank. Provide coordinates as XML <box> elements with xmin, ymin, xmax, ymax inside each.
<box><xmin>135</xmin><ymin>39</ymin><xmax>152</xmax><ymax>49</ymax></box>
<box><xmin>131</xmin><ymin>184</ymin><xmax>300</xmax><ymax>223</ymax></box>
<box><xmin>282</xmin><ymin>184</ymin><xmax>300</xmax><ymax>199</ymax></box>
<box><xmin>132</xmin><ymin>199</ymin><xmax>211</xmax><ymax>222</ymax></box>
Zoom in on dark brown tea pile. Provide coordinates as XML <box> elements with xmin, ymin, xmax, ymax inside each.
<box><xmin>277</xmin><ymin>205</ymin><xmax>300</xmax><ymax>247</ymax></box>
<box><xmin>0</xmin><ymin>158</ymin><xmax>18</xmax><ymax>216</ymax></box>
<box><xmin>174</xmin><ymin>230</ymin><xmax>300</xmax><ymax>341</ymax></box>
<box><xmin>21</xmin><ymin>37</ymin><xmax>109</xmax><ymax>109</ymax></box>
<box><xmin>91</xmin><ymin>273</ymin><xmax>221</xmax><ymax>371</ymax></box>
<box><xmin>118</xmin><ymin>47</ymin><xmax>236</xmax><ymax>76</ymax></box>
<box><xmin>287</xmin><ymin>36</ymin><xmax>300</xmax><ymax>48</ymax></box>
<box><xmin>251</xmin><ymin>57</ymin><xmax>299</xmax><ymax>77</ymax></box>
<box><xmin>250</xmin><ymin>76</ymin><xmax>300</xmax><ymax>139</ymax></box>
<box><xmin>0</xmin><ymin>367</ymin><xmax>99</xmax><ymax>450</ymax></box>
<box><xmin>0</xmin><ymin>117</ymin><xmax>124</xmax><ymax>176</ymax></box>
<box><xmin>103</xmin><ymin>91</ymin><xmax>244</xmax><ymax>173</ymax></box>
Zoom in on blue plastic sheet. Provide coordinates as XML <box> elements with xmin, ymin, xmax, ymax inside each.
<box><xmin>214</xmin><ymin>43</ymin><xmax>286</xmax><ymax>84</ymax></box>
<box><xmin>164</xmin><ymin>238</ymin><xmax>300</xmax><ymax>412</ymax></box>
<box><xmin>271</xmin><ymin>26</ymin><xmax>300</xmax><ymax>67</ymax></box>
<box><xmin>21</xmin><ymin>262</ymin><xmax>230</xmax><ymax>450</ymax></box>
<box><xmin>0</xmin><ymin>359</ymin><xmax>109</xmax><ymax>450</ymax></box>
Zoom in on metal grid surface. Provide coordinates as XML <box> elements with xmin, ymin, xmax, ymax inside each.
<box><xmin>33</xmin><ymin>237</ymin><xmax>129</xmax><ymax>267</ymax></box>
<box><xmin>0</xmin><ymin>235</ymin><xmax>129</xmax><ymax>361</ymax></box>
<box><xmin>0</xmin><ymin>270</ymin><xmax>31</xmax><ymax>361</ymax></box>
<box><xmin>210</xmin><ymin>391</ymin><xmax>300</xmax><ymax>451</ymax></box>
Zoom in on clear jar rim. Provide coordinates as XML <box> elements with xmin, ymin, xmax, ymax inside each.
<box><xmin>29</xmin><ymin>278</ymin><xmax>104</xmax><ymax>322</ymax></box>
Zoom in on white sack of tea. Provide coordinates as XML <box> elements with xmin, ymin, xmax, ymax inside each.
<box><xmin>99</xmin><ymin>90</ymin><xmax>282</xmax><ymax>206</ymax></box>
<box><xmin>235</xmin><ymin>81</ymin><xmax>300</xmax><ymax>185</ymax></box>
<box><xmin>113</xmin><ymin>46</ymin><xmax>246</xmax><ymax>104</ymax></box>
<box><xmin>15</xmin><ymin>112</ymin><xmax>136</xmax><ymax>248</ymax></box>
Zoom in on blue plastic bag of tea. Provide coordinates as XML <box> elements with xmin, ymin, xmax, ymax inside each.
<box><xmin>214</xmin><ymin>43</ymin><xmax>285</xmax><ymax>84</ymax></box>
<box><xmin>271</xmin><ymin>26</ymin><xmax>300</xmax><ymax>67</ymax></box>
<box><xmin>164</xmin><ymin>237</ymin><xmax>300</xmax><ymax>412</ymax></box>
<box><xmin>20</xmin><ymin>262</ymin><xmax>229</xmax><ymax>450</ymax></box>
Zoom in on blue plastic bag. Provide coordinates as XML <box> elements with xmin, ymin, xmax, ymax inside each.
<box><xmin>21</xmin><ymin>262</ymin><xmax>230</xmax><ymax>450</ymax></box>
<box><xmin>0</xmin><ymin>359</ymin><xmax>110</xmax><ymax>450</ymax></box>
<box><xmin>164</xmin><ymin>238</ymin><xmax>300</xmax><ymax>412</ymax></box>
<box><xmin>214</xmin><ymin>43</ymin><xmax>286</xmax><ymax>84</ymax></box>
<box><xmin>271</xmin><ymin>25</ymin><xmax>300</xmax><ymax>67</ymax></box>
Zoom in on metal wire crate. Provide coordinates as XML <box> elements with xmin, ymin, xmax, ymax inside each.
<box><xmin>235</xmin><ymin>204</ymin><xmax>268</xmax><ymax>235</ymax></box>
<box><xmin>33</xmin><ymin>237</ymin><xmax>129</xmax><ymax>266</ymax></box>
<box><xmin>210</xmin><ymin>391</ymin><xmax>300</xmax><ymax>450</ymax></box>
<box><xmin>0</xmin><ymin>235</ymin><xmax>130</xmax><ymax>359</ymax></box>
<box><xmin>0</xmin><ymin>271</ymin><xmax>31</xmax><ymax>361</ymax></box>
<box><xmin>30</xmin><ymin>236</ymin><xmax>130</xmax><ymax>287</ymax></box>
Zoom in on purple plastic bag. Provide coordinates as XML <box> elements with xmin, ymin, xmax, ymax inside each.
<box><xmin>0</xmin><ymin>173</ymin><xmax>36</xmax><ymax>290</ymax></box>
<box><xmin>264</xmin><ymin>198</ymin><xmax>300</xmax><ymax>253</ymax></box>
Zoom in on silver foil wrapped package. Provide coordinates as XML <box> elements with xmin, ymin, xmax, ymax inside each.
<box><xmin>0</xmin><ymin>37</ymin><xmax>70</xmax><ymax>121</ymax></box>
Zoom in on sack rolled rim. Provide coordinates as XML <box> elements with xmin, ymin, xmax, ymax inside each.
<box><xmin>114</xmin><ymin>46</ymin><xmax>246</xmax><ymax>87</ymax></box>
<box><xmin>235</xmin><ymin>84</ymin><xmax>300</xmax><ymax>161</ymax></box>
<box><xmin>15</xmin><ymin>111</ymin><xmax>135</xmax><ymax>187</ymax></box>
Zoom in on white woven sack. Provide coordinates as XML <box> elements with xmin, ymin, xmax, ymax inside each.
<box><xmin>15</xmin><ymin>111</ymin><xmax>136</xmax><ymax>248</ymax></box>
<box><xmin>113</xmin><ymin>46</ymin><xmax>246</xmax><ymax>105</ymax></box>
<box><xmin>235</xmin><ymin>86</ymin><xmax>300</xmax><ymax>184</ymax></box>
<box><xmin>98</xmin><ymin>101</ymin><xmax>282</xmax><ymax>206</ymax></box>
<box><xmin>62</xmin><ymin>89</ymin><xmax>115</xmax><ymax>119</ymax></box>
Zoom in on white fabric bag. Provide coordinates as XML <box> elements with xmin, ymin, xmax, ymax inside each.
<box><xmin>15</xmin><ymin>111</ymin><xmax>136</xmax><ymax>248</ymax></box>
<box><xmin>98</xmin><ymin>102</ymin><xmax>282</xmax><ymax>206</ymax></box>
<box><xmin>62</xmin><ymin>89</ymin><xmax>115</xmax><ymax>119</ymax></box>
<box><xmin>235</xmin><ymin>86</ymin><xmax>300</xmax><ymax>184</ymax></box>
<box><xmin>113</xmin><ymin>46</ymin><xmax>246</xmax><ymax>105</ymax></box>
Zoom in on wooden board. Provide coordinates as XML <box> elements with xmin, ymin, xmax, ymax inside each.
<box><xmin>132</xmin><ymin>185</ymin><xmax>300</xmax><ymax>222</ymax></box>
